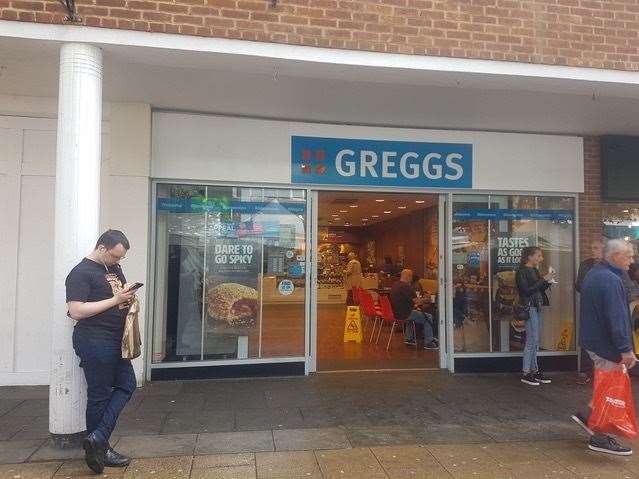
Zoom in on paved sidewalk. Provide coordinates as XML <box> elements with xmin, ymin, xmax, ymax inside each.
<box><xmin>1</xmin><ymin>440</ymin><xmax>639</xmax><ymax>478</ymax></box>
<box><xmin>1</xmin><ymin>371</ymin><xmax>638</xmax><ymax>477</ymax></box>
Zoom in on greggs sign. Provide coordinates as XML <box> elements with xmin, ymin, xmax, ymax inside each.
<box><xmin>291</xmin><ymin>136</ymin><xmax>472</xmax><ymax>188</ymax></box>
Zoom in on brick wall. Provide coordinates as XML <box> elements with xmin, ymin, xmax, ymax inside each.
<box><xmin>579</xmin><ymin>136</ymin><xmax>603</xmax><ymax>260</ymax></box>
<box><xmin>1</xmin><ymin>1</ymin><xmax>638</xmax><ymax>71</ymax></box>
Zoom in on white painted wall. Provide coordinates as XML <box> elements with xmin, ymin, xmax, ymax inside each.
<box><xmin>0</xmin><ymin>96</ymin><xmax>151</xmax><ymax>386</ymax></box>
<box><xmin>152</xmin><ymin>112</ymin><xmax>584</xmax><ymax>194</ymax></box>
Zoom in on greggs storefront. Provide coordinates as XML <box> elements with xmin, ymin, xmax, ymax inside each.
<box><xmin>147</xmin><ymin>111</ymin><xmax>583</xmax><ymax>380</ymax></box>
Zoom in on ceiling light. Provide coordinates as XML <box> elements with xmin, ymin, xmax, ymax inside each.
<box><xmin>362</xmin><ymin>218</ymin><xmax>369</xmax><ymax>221</ymax></box>
<box><xmin>398</xmin><ymin>206</ymin><xmax>407</xmax><ymax>209</ymax></box>
<box><xmin>371</xmin><ymin>215</ymin><xmax>379</xmax><ymax>218</ymax></box>
<box><xmin>339</xmin><ymin>210</ymin><xmax>347</xmax><ymax>213</ymax></box>
<box><xmin>415</xmin><ymin>200</ymin><xmax>425</xmax><ymax>204</ymax></box>
<box><xmin>384</xmin><ymin>211</ymin><xmax>392</xmax><ymax>214</ymax></box>
<box><xmin>331</xmin><ymin>214</ymin><xmax>340</xmax><ymax>217</ymax></box>
<box><xmin>623</xmin><ymin>210</ymin><xmax>629</xmax><ymax>213</ymax></box>
<box><xmin>349</xmin><ymin>205</ymin><xmax>358</xmax><ymax>208</ymax></box>
<box><xmin>375</xmin><ymin>199</ymin><xmax>385</xmax><ymax>202</ymax></box>
<box><xmin>345</xmin><ymin>222</ymin><xmax>351</xmax><ymax>226</ymax></box>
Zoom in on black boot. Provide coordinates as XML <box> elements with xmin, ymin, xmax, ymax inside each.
<box><xmin>82</xmin><ymin>432</ymin><xmax>107</xmax><ymax>474</ymax></box>
<box><xmin>104</xmin><ymin>447</ymin><xmax>131</xmax><ymax>467</ymax></box>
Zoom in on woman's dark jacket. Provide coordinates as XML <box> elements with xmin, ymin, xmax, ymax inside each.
<box><xmin>516</xmin><ymin>266</ymin><xmax>551</xmax><ymax>308</ymax></box>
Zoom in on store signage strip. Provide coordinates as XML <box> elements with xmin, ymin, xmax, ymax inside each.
<box><xmin>291</xmin><ymin>136</ymin><xmax>472</xmax><ymax>188</ymax></box>
<box><xmin>157</xmin><ymin>198</ymin><xmax>306</xmax><ymax>215</ymax></box>
<box><xmin>453</xmin><ymin>208</ymin><xmax>574</xmax><ymax>221</ymax></box>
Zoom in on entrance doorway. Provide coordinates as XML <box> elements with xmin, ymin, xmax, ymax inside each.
<box><xmin>315</xmin><ymin>191</ymin><xmax>441</xmax><ymax>371</ymax></box>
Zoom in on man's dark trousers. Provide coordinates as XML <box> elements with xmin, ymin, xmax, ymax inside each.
<box><xmin>73</xmin><ymin>330</ymin><xmax>136</xmax><ymax>443</ymax></box>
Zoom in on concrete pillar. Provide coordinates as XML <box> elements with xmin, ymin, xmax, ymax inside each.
<box><xmin>49</xmin><ymin>43</ymin><xmax>103</xmax><ymax>447</ymax></box>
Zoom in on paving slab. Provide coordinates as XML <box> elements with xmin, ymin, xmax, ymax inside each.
<box><xmin>0</xmin><ymin>415</ymin><xmax>34</xmax><ymax>441</ymax></box>
<box><xmin>134</xmin><ymin>381</ymin><xmax>184</xmax><ymax>397</ymax></box>
<box><xmin>235</xmin><ymin>408</ymin><xmax>305</xmax><ymax>432</ymax></box>
<box><xmin>346</xmin><ymin>425</ymin><xmax>425</xmax><ymax>448</ymax></box>
<box><xmin>113</xmin><ymin>412</ymin><xmax>167</xmax><ymax>436</ymax></box>
<box><xmin>53</xmin><ymin>459</ymin><xmax>126</xmax><ymax>478</ymax></box>
<box><xmin>10</xmin><ymin>415</ymin><xmax>50</xmax><ymax>440</ymax></box>
<box><xmin>0</xmin><ymin>439</ymin><xmax>47</xmax><ymax>463</ymax></box>
<box><xmin>314</xmin><ymin>447</ymin><xmax>388</xmax><ymax>479</ymax></box>
<box><xmin>0</xmin><ymin>462</ymin><xmax>61</xmax><ymax>479</ymax></box>
<box><xmin>123</xmin><ymin>456</ymin><xmax>192</xmax><ymax>479</ymax></box>
<box><xmin>371</xmin><ymin>444</ymin><xmax>439</xmax><ymax>467</ymax></box>
<box><xmin>190</xmin><ymin>465</ymin><xmax>256</xmax><ymax>479</ymax></box>
<box><xmin>7</xmin><ymin>399</ymin><xmax>48</xmax><ymax>417</ymax></box>
<box><xmin>162</xmin><ymin>411</ymin><xmax>234</xmax><ymax>435</ymax></box>
<box><xmin>255</xmin><ymin>451</ymin><xmax>321</xmax><ymax>479</ymax></box>
<box><xmin>138</xmin><ymin>394</ymin><xmax>207</xmax><ymax>413</ymax></box>
<box><xmin>510</xmin><ymin>462</ymin><xmax>577</xmax><ymax>479</ymax></box>
<box><xmin>29</xmin><ymin>440</ymin><xmax>84</xmax><ymax>463</ymax></box>
<box><xmin>115</xmin><ymin>434</ymin><xmax>197</xmax><ymax>458</ymax></box>
<box><xmin>273</xmin><ymin>427</ymin><xmax>350</xmax><ymax>451</ymax></box>
<box><xmin>0</xmin><ymin>386</ymin><xmax>48</xmax><ymax>400</ymax></box>
<box><xmin>372</xmin><ymin>445</ymin><xmax>451</xmax><ymax>479</ymax></box>
<box><xmin>0</xmin><ymin>399</ymin><xmax>22</xmax><ymax>418</ymax></box>
<box><xmin>196</xmin><ymin>431</ymin><xmax>274</xmax><ymax>455</ymax></box>
<box><xmin>192</xmin><ymin>453</ymin><xmax>254</xmax><ymax>469</ymax></box>
<box><xmin>480</xmin><ymin>441</ymin><xmax>554</xmax><ymax>465</ymax></box>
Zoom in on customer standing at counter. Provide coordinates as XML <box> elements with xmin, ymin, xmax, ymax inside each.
<box><xmin>516</xmin><ymin>246</ymin><xmax>555</xmax><ymax>386</ymax></box>
<box><xmin>344</xmin><ymin>251</ymin><xmax>363</xmax><ymax>305</ymax></box>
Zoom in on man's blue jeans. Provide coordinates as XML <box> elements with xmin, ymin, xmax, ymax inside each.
<box><xmin>404</xmin><ymin>310</ymin><xmax>434</xmax><ymax>343</ymax></box>
<box><xmin>73</xmin><ymin>329</ymin><xmax>136</xmax><ymax>443</ymax></box>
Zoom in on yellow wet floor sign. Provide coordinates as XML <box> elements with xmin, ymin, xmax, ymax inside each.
<box><xmin>556</xmin><ymin>319</ymin><xmax>574</xmax><ymax>351</ymax></box>
<box><xmin>344</xmin><ymin>306</ymin><xmax>363</xmax><ymax>343</ymax></box>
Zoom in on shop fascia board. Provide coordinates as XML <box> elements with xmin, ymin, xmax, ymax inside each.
<box><xmin>1</xmin><ymin>20</ymin><xmax>638</xmax><ymax>99</ymax></box>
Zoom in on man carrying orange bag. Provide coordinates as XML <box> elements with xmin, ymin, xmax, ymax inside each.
<box><xmin>571</xmin><ymin>239</ymin><xmax>638</xmax><ymax>456</ymax></box>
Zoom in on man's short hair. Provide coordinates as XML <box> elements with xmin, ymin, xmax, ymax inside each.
<box><xmin>604</xmin><ymin>238</ymin><xmax>632</xmax><ymax>259</ymax></box>
<box><xmin>95</xmin><ymin>229</ymin><xmax>130</xmax><ymax>250</ymax></box>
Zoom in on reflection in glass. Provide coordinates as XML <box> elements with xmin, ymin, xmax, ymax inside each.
<box><xmin>452</xmin><ymin>196</ymin><xmax>491</xmax><ymax>353</ymax></box>
<box><xmin>453</xmin><ymin>194</ymin><xmax>576</xmax><ymax>354</ymax></box>
<box><xmin>153</xmin><ymin>184</ymin><xmax>307</xmax><ymax>363</ymax></box>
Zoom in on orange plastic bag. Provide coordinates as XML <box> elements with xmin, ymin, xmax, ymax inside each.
<box><xmin>588</xmin><ymin>367</ymin><xmax>638</xmax><ymax>439</ymax></box>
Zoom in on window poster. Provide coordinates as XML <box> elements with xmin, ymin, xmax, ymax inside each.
<box><xmin>204</xmin><ymin>237</ymin><xmax>263</xmax><ymax>345</ymax></box>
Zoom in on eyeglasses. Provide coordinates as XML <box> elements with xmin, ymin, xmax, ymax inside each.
<box><xmin>104</xmin><ymin>248</ymin><xmax>126</xmax><ymax>262</ymax></box>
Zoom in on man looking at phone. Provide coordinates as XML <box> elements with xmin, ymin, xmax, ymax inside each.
<box><xmin>66</xmin><ymin>230</ymin><xmax>138</xmax><ymax>473</ymax></box>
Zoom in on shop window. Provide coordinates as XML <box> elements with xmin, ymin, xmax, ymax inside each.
<box><xmin>453</xmin><ymin>195</ymin><xmax>576</xmax><ymax>354</ymax></box>
<box><xmin>152</xmin><ymin>184</ymin><xmax>307</xmax><ymax>363</ymax></box>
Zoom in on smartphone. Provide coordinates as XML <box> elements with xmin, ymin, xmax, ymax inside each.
<box><xmin>127</xmin><ymin>282</ymin><xmax>144</xmax><ymax>292</ymax></box>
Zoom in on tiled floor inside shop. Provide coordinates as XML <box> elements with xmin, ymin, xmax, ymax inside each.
<box><xmin>317</xmin><ymin>304</ymin><xmax>439</xmax><ymax>371</ymax></box>
<box><xmin>2</xmin><ymin>370</ymin><xmax>639</xmax><ymax>478</ymax></box>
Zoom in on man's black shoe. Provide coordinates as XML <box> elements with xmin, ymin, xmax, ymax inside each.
<box><xmin>104</xmin><ymin>447</ymin><xmax>131</xmax><ymax>467</ymax></box>
<box><xmin>82</xmin><ymin>432</ymin><xmax>107</xmax><ymax>474</ymax></box>
<box><xmin>588</xmin><ymin>434</ymin><xmax>633</xmax><ymax>456</ymax></box>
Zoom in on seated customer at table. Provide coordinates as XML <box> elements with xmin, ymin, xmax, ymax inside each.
<box><xmin>390</xmin><ymin>269</ymin><xmax>438</xmax><ymax>350</ymax></box>
<box><xmin>411</xmin><ymin>273</ymin><xmax>424</xmax><ymax>296</ymax></box>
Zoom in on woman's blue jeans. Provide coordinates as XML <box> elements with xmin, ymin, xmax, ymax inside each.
<box><xmin>522</xmin><ymin>306</ymin><xmax>541</xmax><ymax>373</ymax></box>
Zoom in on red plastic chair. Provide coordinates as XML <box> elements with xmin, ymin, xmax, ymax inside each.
<box><xmin>358</xmin><ymin>289</ymin><xmax>381</xmax><ymax>342</ymax></box>
<box><xmin>378</xmin><ymin>294</ymin><xmax>416</xmax><ymax>351</ymax></box>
